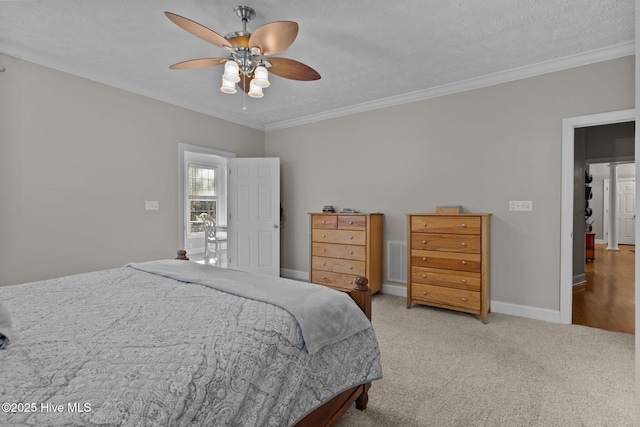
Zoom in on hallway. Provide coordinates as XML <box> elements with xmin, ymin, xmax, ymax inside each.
<box><xmin>573</xmin><ymin>243</ymin><xmax>635</xmax><ymax>334</ymax></box>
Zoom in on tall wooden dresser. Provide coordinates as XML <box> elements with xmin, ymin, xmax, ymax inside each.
<box><xmin>310</xmin><ymin>213</ymin><xmax>383</xmax><ymax>294</ymax></box>
<box><xmin>406</xmin><ymin>213</ymin><xmax>491</xmax><ymax>323</ymax></box>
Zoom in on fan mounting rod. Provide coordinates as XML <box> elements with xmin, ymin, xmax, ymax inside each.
<box><xmin>234</xmin><ymin>6</ymin><xmax>255</xmax><ymax>22</ymax></box>
<box><xmin>234</xmin><ymin>5</ymin><xmax>255</xmax><ymax>32</ymax></box>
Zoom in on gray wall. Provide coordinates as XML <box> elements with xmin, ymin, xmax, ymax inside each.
<box><xmin>573</xmin><ymin>128</ymin><xmax>587</xmax><ymax>282</ymax></box>
<box><xmin>585</xmin><ymin>122</ymin><xmax>635</xmax><ymax>161</ymax></box>
<box><xmin>634</xmin><ymin>6</ymin><xmax>638</xmax><ymax>422</ymax></box>
<box><xmin>0</xmin><ymin>54</ymin><xmax>265</xmax><ymax>286</ymax></box>
<box><xmin>0</xmin><ymin>52</ymin><xmax>634</xmax><ymax>315</ymax></box>
<box><xmin>266</xmin><ymin>56</ymin><xmax>635</xmax><ymax>312</ymax></box>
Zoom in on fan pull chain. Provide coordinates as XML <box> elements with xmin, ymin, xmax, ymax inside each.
<box><xmin>242</xmin><ymin>74</ymin><xmax>247</xmax><ymax>111</ymax></box>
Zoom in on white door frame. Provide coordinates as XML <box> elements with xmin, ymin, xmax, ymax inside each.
<box><xmin>560</xmin><ymin>109</ymin><xmax>636</xmax><ymax>324</ymax></box>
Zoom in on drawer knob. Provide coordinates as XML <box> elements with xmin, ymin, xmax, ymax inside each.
<box><xmin>349</xmin><ymin>250</ymin><xmax>354</xmax><ymax>254</ymax></box>
<box><xmin>321</xmin><ymin>276</ymin><xmax>326</xmax><ymax>280</ymax></box>
<box><xmin>349</xmin><ymin>266</ymin><xmax>353</xmax><ymax>270</ymax></box>
<box><xmin>422</xmin><ymin>223</ymin><xmax>427</xmax><ymax>227</ymax></box>
<box><xmin>422</xmin><ymin>257</ymin><xmax>427</xmax><ymax>261</ymax></box>
<box><xmin>422</xmin><ymin>240</ymin><xmax>427</xmax><ymax>244</ymax></box>
<box><xmin>322</xmin><ymin>234</ymin><xmax>326</xmax><ymax>238</ymax></box>
<box><xmin>461</xmin><ymin>242</ymin><xmax>467</xmax><ymax>247</ymax></box>
<box><xmin>322</xmin><ymin>248</ymin><xmax>326</xmax><ymax>252</ymax></box>
<box><xmin>422</xmin><ymin>291</ymin><xmax>427</xmax><ymax>296</ymax></box>
<box><xmin>349</xmin><ymin>281</ymin><xmax>353</xmax><ymax>284</ymax></box>
<box><xmin>322</xmin><ymin>220</ymin><xmax>326</xmax><ymax>224</ymax></box>
<box><xmin>461</xmin><ymin>297</ymin><xmax>467</xmax><ymax>302</ymax></box>
<box><xmin>349</xmin><ymin>221</ymin><xmax>353</xmax><ymax>225</ymax></box>
<box><xmin>322</xmin><ymin>263</ymin><xmax>326</xmax><ymax>266</ymax></box>
<box><xmin>462</xmin><ymin>279</ymin><xmax>467</xmax><ymax>284</ymax></box>
<box><xmin>422</xmin><ymin>274</ymin><xmax>426</xmax><ymax>278</ymax></box>
<box><xmin>461</xmin><ymin>260</ymin><xmax>467</xmax><ymax>265</ymax></box>
<box><xmin>349</xmin><ymin>236</ymin><xmax>353</xmax><ymax>240</ymax></box>
<box><xmin>461</xmin><ymin>223</ymin><xmax>467</xmax><ymax>228</ymax></box>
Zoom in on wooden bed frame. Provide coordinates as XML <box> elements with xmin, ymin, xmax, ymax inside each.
<box><xmin>175</xmin><ymin>250</ymin><xmax>373</xmax><ymax>427</ymax></box>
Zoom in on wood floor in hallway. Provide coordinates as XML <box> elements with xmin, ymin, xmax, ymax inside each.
<box><xmin>573</xmin><ymin>243</ymin><xmax>635</xmax><ymax>334</ymax></box>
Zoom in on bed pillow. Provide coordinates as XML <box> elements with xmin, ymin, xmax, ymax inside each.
<box><xmin>0</xmin><ymin>300</ymin><xmax>12</xmax><ymax>349</ymax></box>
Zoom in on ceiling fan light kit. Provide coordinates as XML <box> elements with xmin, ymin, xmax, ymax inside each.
<box><xmin>165</xmin><ymin>5</ymin><xmax>320</xmax><ymax>102</ymax></box>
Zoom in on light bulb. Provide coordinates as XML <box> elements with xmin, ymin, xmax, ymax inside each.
<box><xmin>248</xmin><ymin>80</ymin><xmax>264</xmax><ymax>98</ymax></box>
<box><xmin>222</xmin><ymin>61</ymin><xmax>240</xmax><ymax>83</ymax></box>
<box><xmin>253</xmin><ymin>66</ymin><xmax>270</xmax><ymax>88</ymax></box>
<box><xmin>220</xmin><ymin>77</ymin><xmax>237</xmax><ymax>94</ymax></box>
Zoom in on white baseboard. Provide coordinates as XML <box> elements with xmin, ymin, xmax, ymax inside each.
<box><xmin>280</xmin><ymin>269</ymin><xmax>309</xmax><ymax>281</ymax></box>
<box><xmin>279</xmin><ymin>269</ymin><xmax>561</xmax><ymax>324</ymax></box>
<box><xmin>572</xmin><ymin>273</ymin><xmax>586</xmax><ymax>285</ymax></box>
<box><xmin>382</xmin><ymin>283</ymin><xmax>406</xmax><ymax>297</ymax></box>
<box><xmin>490</xmin><ymin>301</ymin><xmax>561</xmax><ymax>323</ymax></box>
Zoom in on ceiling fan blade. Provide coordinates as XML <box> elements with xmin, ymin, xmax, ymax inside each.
<box><xmin>267</xmin><ymin>58</ymin><xmax>321</xmax><ymax>81</ymax></box>
<box><xmin>165</xmin><ymin>12</ymin><xmax>231</xmax><ymax>48</ymax></box>
<box><xmin>237</xmin><ymin>74</ymin><xmax>252</xmax><ymax>93</ymax></box>
<box><xmin>169</xmin><ymin>58</ymin><xmax>227</xmax><ymax>70</ymax></box>
<box><xmin>249</xmin><ymin>21</ymin><xmax>298</xmax><ymax>56</ymax></box>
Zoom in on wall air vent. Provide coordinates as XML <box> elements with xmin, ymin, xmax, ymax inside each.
<box><xmin>387</xmin><ymin>241</ymin><xmax>407</xmax><ymax>283</ymax></box>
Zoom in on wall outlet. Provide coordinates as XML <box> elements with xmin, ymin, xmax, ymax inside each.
<box><xmin>145</xmin><ymin>201</ymin><xmax>159</xmax><ymax>210</ymax></box>
<box><xmin>509</xmin><ymin>200</ymin><xmax>533</xmax><ymax>211</ymax></box>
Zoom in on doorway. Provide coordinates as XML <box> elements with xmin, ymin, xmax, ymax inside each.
<box><xmin>560</xmin><ymin>109</ymin><xmax>636</xmax><ymax>327</ymax></box>
<box><xmin>178</xmin><ymin>144</ymin><xmax>235</xmax><ymax>257</ymax></box>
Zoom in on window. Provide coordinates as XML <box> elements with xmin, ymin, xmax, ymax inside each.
<box><xmin>188</xmin><ymin>165</ymin><xmax>217</xmax><ymax>234</ymax></box>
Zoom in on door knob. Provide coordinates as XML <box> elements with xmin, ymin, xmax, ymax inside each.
<box><xmin>273</xmin><ymin>224</ymin><xmax>279</xmax><ymax>229</ymax></box>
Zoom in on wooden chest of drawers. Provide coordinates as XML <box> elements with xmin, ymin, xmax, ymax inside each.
<box><xmin>310</xmin><ymin>213</ymin><xmax>383</xmax><ymax>293</ymax></box>
<box><xmin>407</xmin><ymin>213</ymin><xmax>491</xmax><ymax>323</ymax></box>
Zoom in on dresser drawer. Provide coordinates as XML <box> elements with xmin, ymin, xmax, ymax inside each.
<box><xmin>411</xmin><ymin>283</ymin><xmax>480</xmax><ymax>311</ymax></box>
<box><xmin>311</xmin><ymin>270</ymin><xmax>360</xmax><ymax>291</ymax></box>
<box><xmin>411</xmin><ymin>250</ymin><xmax>481</xmax><ymax>272</ymax></box>
<box><xmin>312</xmin><ymin>215</ymin><xmax>338</xmax><ymax>229</ymax></box>
<box><xmin>338</xmin><ymin>215</ymin><xmax>366</xmax><ymax>230</ymax></box>
<box><xmin>312</xmin><ymin>242</ymin><xmax>366</xmax><ymax>261</ymax></box>
<box><xmin>312</xmin><ymin>229</ymin><xmax>366</xmax><ymax>245</ymax></box>
<box><xmin>312</xmin><ymin>256</ymin><xmax>366</xmax><ymax>276</ymax></box>
<box><xmin>411</xmin><ymin>267</ymin><xmax>480</xmax><ymax>291</ymax></box>
<box><xmin>411</xmin><ymin>216</ymin><xmax>481</xmax><ymax>234</ymax></box>
<box><xmin>411</xmin><ymin>233</ymin><xmax>480</xmax><ymax>253</ymax></box>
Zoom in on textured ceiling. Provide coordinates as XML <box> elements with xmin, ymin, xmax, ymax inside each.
<box><xmin>0</xmin><ymin>0</ymin><xmax>635</xmax><ymax>131</ymax></box>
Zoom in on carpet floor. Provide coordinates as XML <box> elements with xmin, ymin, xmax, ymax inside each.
<box><xmin>336</xmin><ymin>294</ymin><xmax>634</xmax><ymax>427</ymax></box>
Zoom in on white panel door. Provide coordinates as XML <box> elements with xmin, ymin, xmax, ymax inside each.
<box><xmin>228</xmin><ymin>158</ymin><xmax>280</xmax><ymax>276</ymax></box>
<box><xmin>604</xmin><ymin>178</ymin><xmax>636</xmax><ymax>245</ymax></box>
<box><xmin>617</xmin><ymin>180</ymin><xmax>635</xmax><ymax>245</ymax></box>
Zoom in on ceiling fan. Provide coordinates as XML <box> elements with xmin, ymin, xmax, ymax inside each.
<box><xmin>165</xmin><ymin>5</ymin><xmax>321</xmax><ymax>99</ymax></box>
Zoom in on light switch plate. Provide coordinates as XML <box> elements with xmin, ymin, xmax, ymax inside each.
<box><xmin>509</xmin><ymin>200</ymin><xmax>533</xmax><ymax>211</ymax></box>
<box><xmin>145</xmin><ymin>201</ymin><xmax>159</xmax><ymax>210</ymax></box>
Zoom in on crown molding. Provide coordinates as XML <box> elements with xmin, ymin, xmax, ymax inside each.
<box><xmin>265</xmin><ymin>41</ymin><xmax>635</xmax><ymax>132</ymax></box>
<box><xmin>0</xmin><ymin>42</ymin><xmax>265</xmax><ymax>131</ymax></box>
<box><xmin>1</xmin><ymin>41</ymin><xmax>634</xmax><ymax>133</ymax></box>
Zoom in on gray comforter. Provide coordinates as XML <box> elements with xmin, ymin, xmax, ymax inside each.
<box><xmin>0</xmin><ymin>263</ymin><xmax>382</xmax><ymax>426</ymax></box>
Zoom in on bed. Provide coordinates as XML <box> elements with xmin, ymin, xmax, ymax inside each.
<box><xmin>0</xmin><ymin>253</ymin><xmax>381</xmax><ymax>426</ymax></box>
